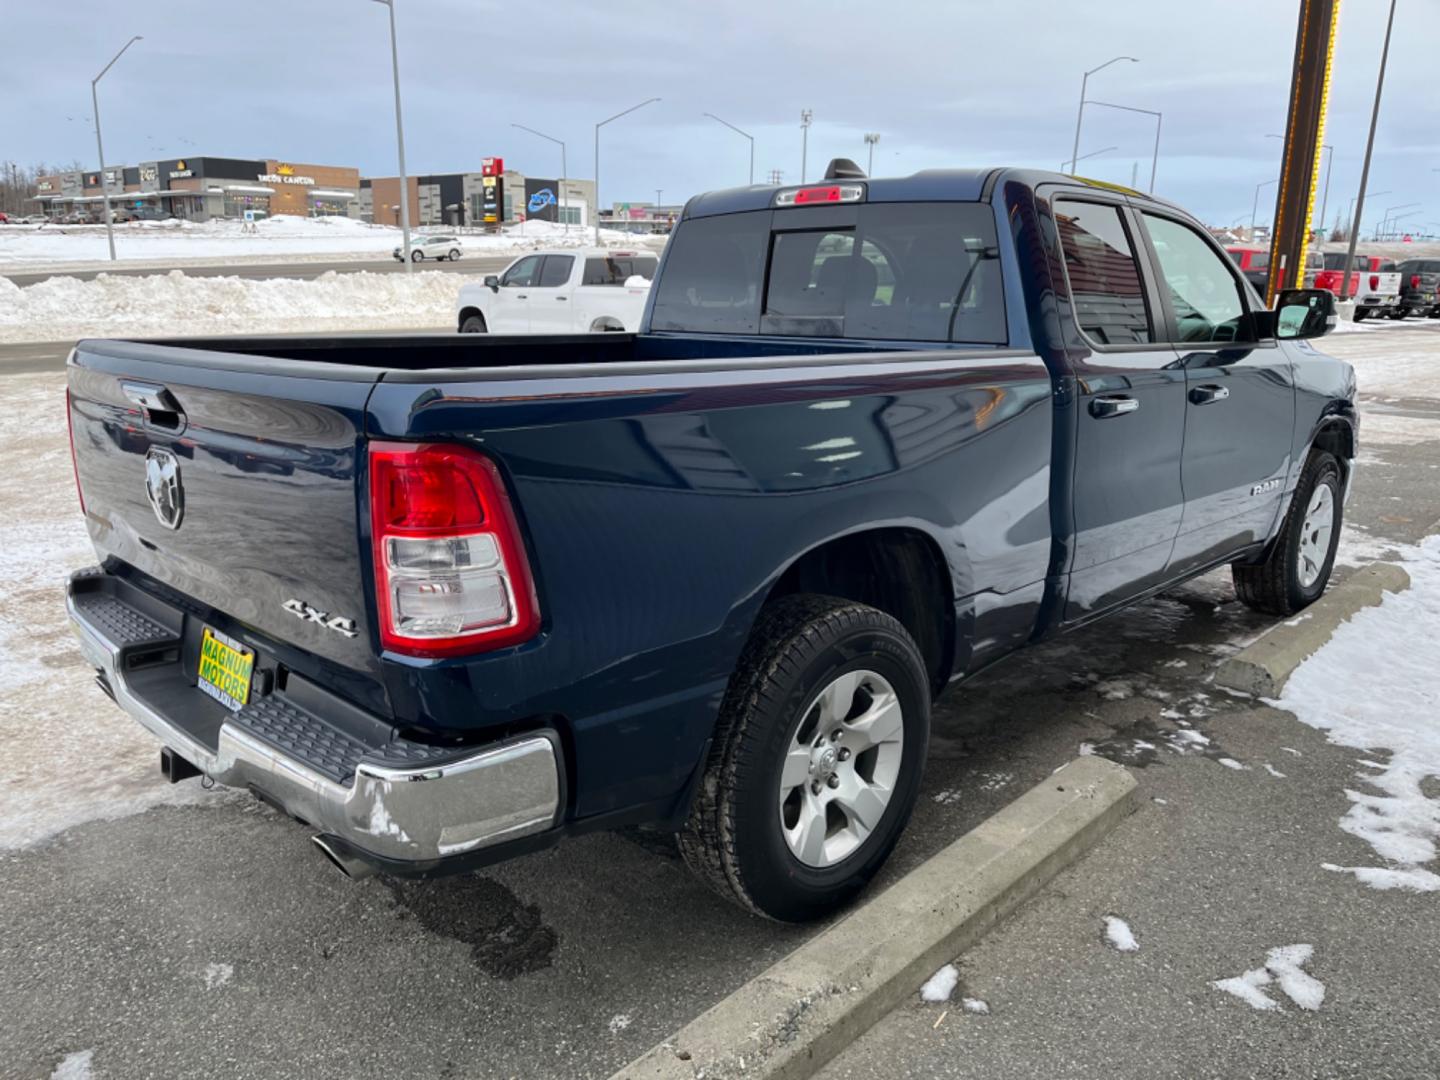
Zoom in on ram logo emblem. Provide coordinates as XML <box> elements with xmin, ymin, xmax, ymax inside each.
<box><xmin>1250</xmin><ymin>478</ymin><xmax>1283</xmax><ymax>496</ymax></box>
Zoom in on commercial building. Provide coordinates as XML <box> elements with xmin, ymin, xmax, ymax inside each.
<box><xmin>32</xmin><ymin>157</ymin><xmax>361</xmax><ymax>222</ymax></box>
<box><xmin>600</xmin><ymin>201</ymin><xmax>685</xmax><ymax>234</ymax></box>
<box><xmin>361</xmin><ymin>158</ymin><xmax>595</xmax><ymax>228</ymax></box>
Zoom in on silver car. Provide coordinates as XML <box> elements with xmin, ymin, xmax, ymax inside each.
<box><xmin>392</xmin><ymin>235</ymin><xmax>463</xmax><ymax>262</ymax></box>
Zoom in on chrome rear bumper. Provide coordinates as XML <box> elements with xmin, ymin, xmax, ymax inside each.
<box><xmin>67</xmin><ymin>568</ymin><xmax>561</xmax><ymax>866</ymax></box>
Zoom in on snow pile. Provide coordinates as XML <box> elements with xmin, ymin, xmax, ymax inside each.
<box><xmin>204</xmin><ymin>962</ymin><xmax>234</xmax><ymax>990</ymax></box>
<box><xmin>0</xmin><ymin>213</ymin><xmax>655</xmax><ymax>267</ymax></box>
<box><xmin>961</xmin><ymin>997</ymin><xmax>990</xmax><ymax>1015</ymax></box>
<box><xmin>1277</xmin><ymin>535</ymin><xmax>1440</xmax><ymax>893</ymax></box>
<box><xmin>1212</xmin><ymin>944</ymin><xmax>1325</xmax><ymax>1012</ymax></box>
<box><xmin>0</xmin><ymin>372</ymin><xmax>236</xmax><ymax>850</ymax></box>
<box><xmin>0</xmin><ymin>268</ymin><xmax>467</xmax><ymax>344</ymax></box>
<box><xmin>920</xmin><ymin>963</ymin><xmax>960</xmax><ymax>1002</ymax></box>
<box><xmin>1103</xmin><ymin>915</ymin><xmax>1139</xmax><ymax>952</ymax></box>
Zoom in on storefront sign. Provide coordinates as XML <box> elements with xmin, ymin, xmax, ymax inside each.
<box><xmin>169</xmin><ymin>160</ymin><xmax>193</xmax><ymax>179</ymax></box>
<box><xmin>37</xmin><ymin>180</ymin><xmax>54</xmax><ymax>192</ymax></box>
<box><xmin>481</xmin><ymin>157</ymin><xmax>504</xmax><ymax>178</ymax></box>
<box><xmin>481</xmin><ymin>173</ymin><xmax>503</xmax><ymax>224</ymax></box>
<box><xmin>140</xmin><ymin>166</ymin><xmax>158</xmax><ymax>183</ymax></box>
<box><xmin>524</xmin><ymin>178</ymin><xmax>558</xmax><ymax>223</ymax></box>
<box><xmin>258</xmin><ymin>164</ymin><xmax>315</xmax><ymax>186</ymax></box>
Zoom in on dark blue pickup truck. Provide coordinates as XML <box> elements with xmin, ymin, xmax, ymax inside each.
<box><xmin>65</xmin><ymin>166</ymin><xmax>1357</xmax><ymax>921</ymax></box>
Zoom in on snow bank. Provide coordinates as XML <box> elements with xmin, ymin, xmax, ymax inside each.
<box><xmin>0</xmin><ymin>372</ymin><xmax>238</xmax><ymax>850</ymax></box>
<box><xmin>0</xmin><ymin>214</ymin><xmax>656</xmax><ymax>269</ymax></box>
<box><xmin>1277</xmin><ymin>535</ymin><xmax>1440</xmax><ymax>893</ymax></box>
<box><xmin>0</xmin><ymin>268</ymin><xmax>467</xmax><ymax>343</ymax></box>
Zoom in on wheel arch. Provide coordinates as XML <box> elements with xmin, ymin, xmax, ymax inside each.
<box><xmin>757</xmin><ymin>525</ymin><xmax>957</xmax><ymax>693</ymax></box>
<box><xmin>588</xmin><ymin>315</ymin><xmax>626</xmax><ymax>332</ymax></box>
<box><xmin>457</xmin><ymin>306</ymin><xmax>486</xmax><ymax>332</ymax></box>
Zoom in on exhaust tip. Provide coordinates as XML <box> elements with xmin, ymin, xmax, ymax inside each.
<box><xmin>312</xmin><ymin>834</ymin><xmax>378</xmax><ymax>881</ymax></box>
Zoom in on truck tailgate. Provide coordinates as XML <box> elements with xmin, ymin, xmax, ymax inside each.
<box><xmin>67</xmin><ymin>342</ymin><xmax>385</xmax><ymax>692</ymax></box>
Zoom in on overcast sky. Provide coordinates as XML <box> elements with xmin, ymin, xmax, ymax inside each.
<box><xmin>2</xmin><ymin>0</ymin><xmax>1437</xmax><ymax>231</ymax></box>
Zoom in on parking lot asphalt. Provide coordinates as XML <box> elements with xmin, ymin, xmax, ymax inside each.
<box><xmin>2</xmin><ymin>325</ymin><xmax>1438</xmax><ymax>1080</ymax></box>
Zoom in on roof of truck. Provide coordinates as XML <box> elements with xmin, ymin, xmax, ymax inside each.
<box><xmin>682</xmin><ymin>167</ymin><xmax>1184</xmax><ymax>220</ymax></box>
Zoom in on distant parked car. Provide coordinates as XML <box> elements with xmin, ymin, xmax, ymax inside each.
<box><xmin>1226</xmin><ymin>247</ymin><xmax>1323</xmax><ymax>294</ymax></box>
<box><xmin>1395</xmin><ymin>259</ymin><xmax>1440</xmax><ymax>319</ymax></box>
<box><xmin>0</xmin><ymin>212</ymin><xmax>9</xmax><ymax>224</ymax></box>
<box><xmin>393</xmin><ymin>235</ymin><xmax>463</xmax><ymax>262</ymax></box>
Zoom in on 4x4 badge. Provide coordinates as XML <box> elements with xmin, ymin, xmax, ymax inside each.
<box><xmin>282</xmin><ymin>598</ymin><xmax>359</xmax><ymax>638</ymax></box>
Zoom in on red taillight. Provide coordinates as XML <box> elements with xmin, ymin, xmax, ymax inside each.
<box><xmin>1411</xmin><ymin>274</ymin><xmax>1422</xmax><ymax>289</ymax></box>
<box><xmin>66</xmin><ymin>387</ymin><xmax>85</xmax><ymax>515</ymax></box>
<box><xmin>1369</xmin><ymin>274</ymin><xmax>1380</xmax><ymax>291</ymax></box>
<box><xmin>795</xmin><ymin>185</ymin><xmax>842</xmax><ymax>204</ymax></box>
<box><xmin>368</xmin><ymin>442</ymin><xmax>540</xmax><ymax>658</ymax></box>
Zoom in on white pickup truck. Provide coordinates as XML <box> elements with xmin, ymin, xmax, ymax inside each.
<box><xmin>456</xmin><ymin>248</ymin><xmax>659</xmax><ymax>333</ymax></box>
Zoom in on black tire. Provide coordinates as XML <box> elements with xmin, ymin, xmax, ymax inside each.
<box><xmin>459</xmin><ymin>314</ymin><xmax>486</xmax><ymax>333</ymax></box>
<box><xmin>1353</xmin><ymin>308</ymin><xmax>1368</xmax><ymax>323</ymax></box>
<box><xmin>448</xmin><ymin>249</ymin><xmax>461</xmax><ymax>261</ymax></box>
<box><xmin>1388</xmin><ymin>308</ymin><xmax>1406</xmax><ymax>320</ymax></box>
<box><xmin>1232</xmin><ymin>450</ymin><xmax>1343</xmax><ymax>617</ymax></box>
<box><xmin>411</xmin><ymin>249</ymin><xmax>423</xmax><ymax>262</ymax></box>
<box><xmin>679</xmin><ymin>594</ymin><xmax>930</xmax><ymax>922</ymax></box>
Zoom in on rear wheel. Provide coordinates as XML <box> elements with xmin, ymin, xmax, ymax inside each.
<box><xmin>1233</xmin><ymin>450</ymin><xmax>1343</xmax><ymax>616</ymax></box>
<box><xmin>1388</xmin><ymin>308</ymin><xmax>1406</xmax><ymax>320</ymax></box>
<box><xmin>1353</xmin><ymin>307</ymin><xmax>1368</xmax><ymax>322</ymax></box>
<box><xmin>679</xmin><ymin>595</ymin><xmax>930</xmax><ymax>922</ymax></box>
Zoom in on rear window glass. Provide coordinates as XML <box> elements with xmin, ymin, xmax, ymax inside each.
<box><xmin>538</xmin><ymin>255</ymin><xmax>573</xmax><ymax>287</ymax></box>
<box><xmin>650</xmin><ymin>203</ymin><xmax>1006</xmax><ymax>343</ymax></box>
<box><xmin>1052</xmin><ymin>200</ymin><xmax>1152</xmax><ymax>345</ymax></box>
<box><xmin>583</xmin><ymin>255</ymin><xmax>659</xmax><ymax>286</ymax></box>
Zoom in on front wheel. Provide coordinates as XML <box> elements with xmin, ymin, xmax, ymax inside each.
<box><xmin>448</xmin><ymin>249</ymin><xmax>461</xmax><ymax>261</ymax></box>
<box><xmin>459</xmin><ymin>315</ymin><xmax>486</xmax><ymax>333</ymax></box>
<box><xmin>679</xmin><ymin>595</ymin><xmax>930</xmax><ymax>922</ymax></box>
<box><xmin>411</xmin><ymin>250</ymin><xmax>423</xmax><ymax>262</ymax></box>
<box><xmin>1233</xmin><ymin>450</ymin><xmax>1343</xmax><ymax>616</ymax></box>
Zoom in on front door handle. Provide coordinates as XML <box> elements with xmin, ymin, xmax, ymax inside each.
<box><xmin>556</xmin><ymin>296</ymin><xmax>568</xmax><ymax>301</ymax></box>
<box><xmin>1189</xmin><ymin>384</ymin><xmax>1230</xmax><ymax>405</ymax></box>
<box><xmin>1089</xmin><ymin>395</ymin><xmax>1140</xmax><ymax>419</ymax></box>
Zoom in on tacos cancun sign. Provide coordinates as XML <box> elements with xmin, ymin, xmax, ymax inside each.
<box><xmin>258</xmin><ymin>165</ymin><xmax>316</xmax><ymax>186</ymax></box>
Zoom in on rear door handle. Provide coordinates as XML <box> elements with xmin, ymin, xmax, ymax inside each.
<box><xmin>1089</xmin><ymin>395</ymin><xmax>1140</xmax><ymax>419</ymax></box>
<box><xmin>1189</xmin><ymin>384</ymin><xmax>1230</xmax><ymax>405</ymax></box>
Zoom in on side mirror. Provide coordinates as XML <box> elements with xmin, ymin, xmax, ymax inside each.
<box><xmin>484</xmin><ymin>275</ymin><xmax>500</xmax><ymax>292</ymax></box>
<box><xmin>1274</xmin><ymin>287</ymin><xmax>1336</xmax><ymax>340</ymax></box>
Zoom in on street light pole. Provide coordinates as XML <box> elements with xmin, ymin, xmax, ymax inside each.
<box><xmin>703</xmin><ymin>113</ymin><xmax>754</xmax><ymax>186</ymax></box>
<box><xmin>1252</xmin><ymin>178</ymin><xmax>1279</xmax><ymax>239</ymax></box>
<box><xmin>595</xmin><ymin>97</ymin><xmax>660</xmax><ymax>246</ymax></box>
<box><xmin>1068</xmin><ymin>56</ymin><xmax>1138</xmax><ymax>173</ymax></box>
<box><xmin>800</xmin><ymin>109</ymin><xmax>813</xmax><ymax>183</ymax></box>
<box><xmin>91</xmin><ymin>35</ymin><xmax>142</xmax><ymax>263</ymax></box>
<box><xmin>864</xmin><ymin>133</ymin><xmax>881</xmax><ymax>176</ymax></box>
<box><xmin>1342</xmin><ymin>0</ymin><xmax>1396</xmax><ymax>301</ymax></box>
<box><xmin>1086</xmin><ymin>100</ymin><xmax>1162</xmax><ymax>193</ymax></box>
<box><xmin>372</xmin><ymin>0</ymin><xmax>412</xmax><ymax>272</ymax></box>
<box><xmin>511</xmin><ymin>123</ymin><xmax>568</xmax><ymax>233</ymax></box>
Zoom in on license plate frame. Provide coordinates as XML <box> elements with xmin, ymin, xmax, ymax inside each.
<box><xmin>197</xmin><ymin>626</ymin><xmax>255</xmax><ymax>711</ymax></box>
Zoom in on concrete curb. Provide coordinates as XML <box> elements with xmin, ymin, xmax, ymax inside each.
<box><xmin>610</xmin><ymin>756</ymin><xmax>1137</xmax><ymax>1080</ymax></box>
<box><xmin>1214</xmin><ymin>561</ymin><xmax>1411</xmax><ymax>698</ymax></box>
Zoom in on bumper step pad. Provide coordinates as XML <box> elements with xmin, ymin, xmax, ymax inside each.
<box><xmin>230</xmin><ymin>696</ymin><xmax>453</xmax><ymax>786</ymax></box>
